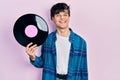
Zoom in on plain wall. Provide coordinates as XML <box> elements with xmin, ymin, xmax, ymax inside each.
<box><xmin>0</xmin><ymin>0</ymin><xmax>120</xmax><ymax>80</ymax></box>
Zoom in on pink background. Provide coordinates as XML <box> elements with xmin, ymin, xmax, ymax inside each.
<box><xmin>0</xmin><ymin>0</ymin><xmax>120</xmax><ymax>80</ymax></box>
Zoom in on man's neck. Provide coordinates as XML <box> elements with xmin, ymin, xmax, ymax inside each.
<box><xmin>56</xmin><ymin>28</ymin><xmax>70</xmax><ymax>37</ymax></box>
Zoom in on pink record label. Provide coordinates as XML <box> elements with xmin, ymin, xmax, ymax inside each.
<box><xmin>25</xmin><ymin>25</ymin><xmax>38</xmax><ymax>38</ymax></box>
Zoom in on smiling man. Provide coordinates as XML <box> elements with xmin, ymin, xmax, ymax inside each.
<box><xmin>26</xmin><ymin>2</ymin><xmax>88</xmax><ymax>80</ymax></box>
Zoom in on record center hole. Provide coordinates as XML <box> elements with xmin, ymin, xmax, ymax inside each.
<box><xmin>25</xmin><ymin>25</ymin><xmax>38</xmax><ymax>38</ymax></box>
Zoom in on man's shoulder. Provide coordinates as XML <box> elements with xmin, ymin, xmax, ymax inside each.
<box><xmin>42</xmin><ymin>31</ymin><xmax>56</xmax><ymax>45</ymax></box>
<box><xmin>47</xmin><ymin>31</ymin><xmax>56</xmax><ymax>39</ymax></box>
<box><xmin>48</xmin><ymin>31</ymin><xmax>56</xmax><ymax>36</ymax></box>
<box><xmin>71</xmin><ymin>31</ymin><xmax>87</xmax><ymax>50</ymax></box>
<box><xmin>72</xmin><ymin>31</ymin><xmax>86</xmax><ymax>42</ymax></box>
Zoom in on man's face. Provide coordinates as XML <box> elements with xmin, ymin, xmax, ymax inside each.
<box><xmin>52</xmin><ymin>10</ymin><xmax>70</xmax><ymax>29</ymax></box>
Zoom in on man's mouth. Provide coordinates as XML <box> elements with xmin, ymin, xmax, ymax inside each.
<box><xmin>59</xmin><ymin>21</ymin><xmax>66</xmax><ymax>24</ymax></box>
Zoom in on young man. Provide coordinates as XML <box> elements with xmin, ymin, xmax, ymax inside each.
<box><xmin>26</xmin><ymin>2</ymin><xmax>88</xmax><ymax>80</ymax></box>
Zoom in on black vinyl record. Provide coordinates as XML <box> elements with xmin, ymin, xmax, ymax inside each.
<box><xmin>13</xmin><ymin>14</ymin><xmax>48</xmax><ymax>47</ymax></box>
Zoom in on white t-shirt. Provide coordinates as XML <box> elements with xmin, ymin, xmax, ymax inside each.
<box><xmin>56</xmin><ymin>33</ymin><xmax>71</xmax><ymax>74</ymax></box>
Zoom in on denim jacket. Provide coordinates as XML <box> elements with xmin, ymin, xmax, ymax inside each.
<box><xmin>30</xmin><ymin>29</ymin><xmax>88</xmax><ymax>80</ymax></box>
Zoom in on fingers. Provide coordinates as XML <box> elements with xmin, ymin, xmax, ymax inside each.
<box><xmin>26</xmin><ymin>42</ymin><xmax>38</xmax><ymax>55</ymax></box>
<box><xmin>26</xmin><ymin>42</ymin><xmax>33</xmax><ymax>51</ymax></box>
<box><xmin>30</xmin><ymin>44</ymin><xmax>37</xmax><ymax>50</ymax></box>
<box><xmin>29</xmin><ymin>46</ymin><xmax>38</xmax><ymax>54</ymax></box>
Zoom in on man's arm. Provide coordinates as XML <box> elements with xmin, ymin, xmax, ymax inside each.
<box><xmin>80</xmin><ymin>40</ymin><xmax>88</xmax><ymax>80</ymax></box>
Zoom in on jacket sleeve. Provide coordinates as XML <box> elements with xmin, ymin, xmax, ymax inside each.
<box><xmin>81</xmin><ymin>40</ymin><xmax>88</xmax><ymax>80</ymax></box>
<box><xmin>30</xmin><ymin>56</ymin><xmax>43</xmax><ymax>68</ymax></box>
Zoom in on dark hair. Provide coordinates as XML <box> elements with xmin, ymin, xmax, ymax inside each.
<box><xmin>50</xmin><ymin>2</ymin><xmax>70</xmax><ymax>19</ymax></box>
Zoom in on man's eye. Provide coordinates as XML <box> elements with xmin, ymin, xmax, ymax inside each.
<box><xmin>55</xmin><ymin>15</ymin><xmax>59</xmax><ymax>17</ymax></box>
<box><xmin>64</xmin><ymin>14</ymin><xmax>68</xmax><ymax>16</ymax></box>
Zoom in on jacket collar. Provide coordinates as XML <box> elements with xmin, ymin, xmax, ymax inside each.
<box><xmin>52</xmin><ymin>28</ymin><xmax>75</xmax><ymax>43</ymax></box>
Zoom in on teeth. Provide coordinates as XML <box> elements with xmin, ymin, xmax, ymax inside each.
<box><xmin>60</xmin><ymin>21</ymin><xmax>65</xmax><ymax>23</ymax></box>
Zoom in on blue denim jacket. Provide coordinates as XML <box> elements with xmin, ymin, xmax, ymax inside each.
<box><xmin>30</xmin><ymin>29</ymin><xmax>88</xmax><ymax>80</ymax></box>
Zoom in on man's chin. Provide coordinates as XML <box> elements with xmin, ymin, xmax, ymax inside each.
<box><xmin>58</xmin><ymin>27</ymin><xmax>68</xmax><ymax>29</ymax></box>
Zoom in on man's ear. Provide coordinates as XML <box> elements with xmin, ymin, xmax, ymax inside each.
<box><xmin>51</xmin><ymin>17</ymin><xmax>55</xmax><ymax>22</ymax></box>
<box><xmin>51</xmin><ymin>17</ymin><xmax>53</xmax><ymax>20</ymax></box>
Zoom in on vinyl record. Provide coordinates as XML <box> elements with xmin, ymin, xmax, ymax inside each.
<box><xmin>13</xmin><ymin>14</ymin><xmax>48</xmax><ymax>47</ymax></box>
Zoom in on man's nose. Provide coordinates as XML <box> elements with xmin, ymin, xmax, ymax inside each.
<box><xmin>60</xmin><ymin>15</ymin><xmax>64</xmax><ymax>19</ymax></box>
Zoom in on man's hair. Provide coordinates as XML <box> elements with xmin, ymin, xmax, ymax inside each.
<box><xmin>50</xmin><ymin>2</ymin><xmax>70</xmax><ymax>19</ymax></box>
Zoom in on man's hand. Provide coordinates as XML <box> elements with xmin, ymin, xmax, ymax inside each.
<box><xmin>26</xmin><ymin>42</ymin><xmax>38</xmax><ymax>61</ymax></box>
